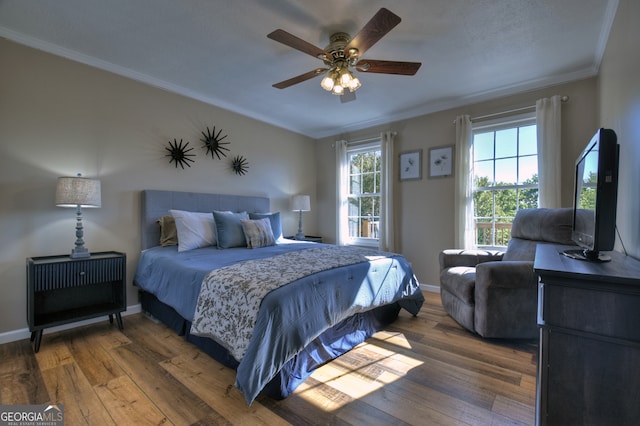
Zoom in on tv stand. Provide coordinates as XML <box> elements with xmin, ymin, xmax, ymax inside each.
<box><xmin>562</xmin><ymin>248</ymin><xmax>611</xmax><ymax>262</ymax></box>
<box><xmin>535</xmin><ymin>244</ymin><xmax>640</xmax><ymax>425</ymax></box>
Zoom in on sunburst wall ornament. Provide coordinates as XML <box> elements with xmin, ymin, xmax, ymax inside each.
<box><xmin>165</xmin><ymin>138</ymin><xmax>195</xmax><ymax>169</ymax></box>
<box><xmin>201</xmin><ymin>126</ymin><xmax>230</xmax><ymax>159</ymax></box>
<box><xmin>231</xmin><ymin>155</ymin><xmax>249</xmax><ymax>175</ymax></box>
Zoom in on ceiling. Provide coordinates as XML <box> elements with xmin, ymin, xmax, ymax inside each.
<box><xmin>0</xmin><ymin>0</ymin><xmax>617</xmax><ymax>139</ymax></box>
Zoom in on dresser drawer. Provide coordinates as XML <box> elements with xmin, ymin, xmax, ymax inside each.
<box><xmin>541</xmin><ymin>279</ymin><xmax>640</xmax><ymax>342</ymax></box>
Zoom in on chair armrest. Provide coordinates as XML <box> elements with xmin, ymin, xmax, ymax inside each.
<box><xmin>475</xmin><ymin>260</ymin><xmax>537</xmax><ymax>289</ymax></box>
<box><xmin>473</xmin><ymin>260</ymin><xmax>539</xmax><ymax>338</ymax></box>
<box><xmin>439</xmin><ymin>249</ymin><xmax>504</xmax><ymax>270</ymax></box>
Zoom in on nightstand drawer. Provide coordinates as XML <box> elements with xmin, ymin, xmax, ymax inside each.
<box><xmin>31</xmin><ymin>256</ymin><xmax>125</xmax><ymax>291</ymax></box>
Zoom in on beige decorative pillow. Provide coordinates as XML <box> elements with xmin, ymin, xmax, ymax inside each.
<box><xmin>157</xmin><ymin>215</ymin><xmax>178</xmax><ymax>247</ymax></box>
<box><xmin>240</xmin><ymin>218</ymin><xmax>276</xmax><ymax>249</ymax></box>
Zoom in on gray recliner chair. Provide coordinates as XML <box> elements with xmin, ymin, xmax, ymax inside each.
<box><xmin>439</xmin><ymin>208</ymin><xmax>575</xmax><ymax>339</ymax></box>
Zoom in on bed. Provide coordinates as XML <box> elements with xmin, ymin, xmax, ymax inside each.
<box><xmin>133</xmin><ymin>190</ymin><xmax>424</xmax><ymax>405</ymax></box>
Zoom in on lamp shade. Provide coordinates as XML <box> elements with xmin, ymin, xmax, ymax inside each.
<box><xmin>56</xmin><ymin>176</ymin><xmax>102</xmax><ymax>208</ymax></box>
<box><xmin>291</xmin><ymin>195</ymin><xmax>310</xmax><ymax>212</ymax></box>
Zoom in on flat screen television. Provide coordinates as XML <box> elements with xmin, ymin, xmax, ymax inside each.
<box><xmin>564</xmin><ymin>128</ymin><xmax>619</xmax><ymax>262</ymax></box>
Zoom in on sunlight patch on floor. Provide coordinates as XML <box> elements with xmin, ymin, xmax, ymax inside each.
<box><xmin>295</xmin><ymin>332</ymin><xmax>423</xmax><ymax>411</ymax></box>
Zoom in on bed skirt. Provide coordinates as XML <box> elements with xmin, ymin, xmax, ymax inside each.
<box><xmin>138</xmin><ymin>290</ymin><xmax>401</xmax><ymax>400</ymax></box>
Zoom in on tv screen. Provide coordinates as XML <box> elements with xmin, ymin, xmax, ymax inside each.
<box><xmin>564</xmin><ymin>128</ymin><xmax>619</xmax><ymax>262</ymax></box>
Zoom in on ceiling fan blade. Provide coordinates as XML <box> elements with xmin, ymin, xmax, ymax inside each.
<box><xmin>268</xmin><ymin>29</ymin><xmax>330</xmax><ymax>60</ymax></box>
<box><xmin>272</xmin><ymin>68</ymin><xmax>328</xmax><ymax>89</ymax></box>
<box><xmin>344</xmin><ymin>8</ymin><xmax>401</xmax><ymax>58</ymax></box>
<box><xmin>340</xmin><ymin>90</ymin><xmax>356</xmax><ymax>103</ymax></box>
<box><xmin>356</xmin><ymin>60</ymin><xmax>421</xmax><ymax>75</ymax></box>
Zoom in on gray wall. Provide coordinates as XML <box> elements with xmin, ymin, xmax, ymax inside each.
<box><xmin>315</xmin><ymin>78</ymin><xmax>599</xmax><ymax>287</ymax></box>
<box><xmin>598</xmin><ymin>0</ymin><xmax>640</xmax><ymax>259</ymax></box>
<box><xmin>0</xmin><ymin>38</ymin><xmax>317</xmax><ymax>335</ymax></box>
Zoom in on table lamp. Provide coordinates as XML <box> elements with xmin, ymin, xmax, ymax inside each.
<box><xmin>56</xmin><ymin>173</ymin><xmax>102</xmax><ymax>258</ymax></box>
<box><xmin>291</xmin><ymin>195</ymin><xmax>310</xmax><ymax>240</ymax></box>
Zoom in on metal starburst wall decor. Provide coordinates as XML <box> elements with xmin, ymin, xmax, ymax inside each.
<box><xmin>231</xmin><ymin>155</ymin><xmax>249</xmax><ymax>175</ymax></box>
<box><xmin>201</xmin><ymin>126</ymin><xmax>230</xmax><ymax>160</ymax></box>
<box><xmin>165</xmin><ymin>138</ymin><xmax>195</xmax><ymax>169</ymax></box>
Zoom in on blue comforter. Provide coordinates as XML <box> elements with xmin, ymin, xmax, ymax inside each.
<box><xmin>133</xmin><ymin>240</ymin><xmax>424</xmax><ymax>404</ymax></box>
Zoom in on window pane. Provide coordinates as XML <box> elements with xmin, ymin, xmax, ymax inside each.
<box><xmin>518</xmin><ymin>155</ymin><xmax>537</xmax><ymax>183</ymax></box>
<box><xmin>475</xmin><ymin>216</ymin><xmax>493</xmax><ymax>246</ymax></box>
<box><xmin>349</xmin><ymin>175</ymin><xmax>361</xmax><ymax>195</ymax></box>
<box><xmin>349</xmin><ymin>154</ymin><xmax>360</xmax><ymax>174</ymax></box>
<box><xmin>474</xmin><ymin>160</ymin><xmax>494</xmax><ymax>186</ymax></box>
<box><xmin>519</xmin><ymin>187</ymin><xmax>539</xmax><ymax>209</ymax></box>
<box><xmin>495</xmin><ymin>158</ymin><xmax>517</xmax><ymax>184</ymax></box>
<box><xmin>495</xmin><ymin>189</ymin><xmax>517</xmax><ymax>218</ymax></box>
<box><xmin>362</xmin><ymin>172</ymin><xmax>375</xmax><ymax>193</ymax></box>
<box><xmin>347</xmin><ymin>197</ymin><xmax>359</xmax><ymax>215</ymax></box>
<box><xmin>359</xmin><ymin>196</ymin><xmax>374</xmax><ymax>217</ymax></box>
<box><xmin>495</xmin><ymin>128</ymin><xmax>517</xmax><ymax>158</ymax></box>
<box><xmin>474</xmin><ymin>132</ymin><xmax>494</xmax><ymax>161</ymax></box>
<box><xmin>519</xmin><ymin>125</ymin><xmax>537</xmax><ymax>156</ymax></box>
<box><xmin>348</xmin><ymin>217</ymin><xmax>359</xmax><ymax>238</ymax></box>
<box><xmin>474</xmin><ymin>189</ymin><xmax>494</xmax><ymax>219</ymax></box>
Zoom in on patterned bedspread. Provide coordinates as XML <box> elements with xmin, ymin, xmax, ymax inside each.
<box><xmin>189</xmin><ymin>245</ymin><xmax>392</xmax><ymax>361</ymax></box>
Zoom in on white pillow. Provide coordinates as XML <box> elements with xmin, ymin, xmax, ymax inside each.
<box><xmin>169</xmin><ymin>209</ymin><xmax>216</xmax><ymax>252</ymax></box>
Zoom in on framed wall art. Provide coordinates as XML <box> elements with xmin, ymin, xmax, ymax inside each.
<box><xmin>429</xmin><ymin>145</ymin><xmax>454</xmax><ymax>178</ymax></box>
<box><xmin>399</xmin><ymin>150</ymin><xmax>422</xmax><ymax>181</ymax></box>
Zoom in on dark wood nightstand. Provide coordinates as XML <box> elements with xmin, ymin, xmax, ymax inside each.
<box><xmin>26</xmin><ymin>251</ymin><xmax>126</xmax><ymax>352</ymax></box>
<box><xmin>285</xmin><ymin>235</ymin><xmax>323</xmax><ymax>243</ymax></box>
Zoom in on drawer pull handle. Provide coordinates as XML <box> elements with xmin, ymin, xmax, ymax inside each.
<box><xmin>79</xmin><ymin>271</ymin><xmax>86</xmax><ymax>276</ymax></box>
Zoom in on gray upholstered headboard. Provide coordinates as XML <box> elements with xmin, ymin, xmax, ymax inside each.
<box><xmin>140</xmin><ymin>190</ymin><xmax>270</xmax><ymax>250</ymax></box>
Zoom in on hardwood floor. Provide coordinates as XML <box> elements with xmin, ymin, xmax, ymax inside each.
<box><xmin>0</xmin><ymin>292</ymin><xmax>537</xmax><ymax>425</ymax></box>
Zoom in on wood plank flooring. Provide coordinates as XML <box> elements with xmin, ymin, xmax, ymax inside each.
<box><xmin>0</xmin><ymin>292</ymin><xmax>537</xmax><ymax>425</ymax></box>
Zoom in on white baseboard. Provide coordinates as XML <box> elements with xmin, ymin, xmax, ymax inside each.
<box><xmin>0</xmin><ymin>304</ymin><xmax>142</xmax><ymax>345</ymax></box>
<box><xmin>420</xmin><ymin>283</ymin><xmax>440</xmax><ymax>293</ymax></box>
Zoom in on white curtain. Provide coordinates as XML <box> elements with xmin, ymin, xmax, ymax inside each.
<box><xmin>335</xmin><ymin>139</ymin><xmax>348</xmax><ymax>246</ymax></box>
<box><xmin>454</xmin><ymin>115</ymin><xmax>475</xmax><ymax>249</ymax></box>
<box><xmin>536</xmin><ymin>95</ymin><xmax>562</xmax><ymax>208</ymax></box>
<box><xmin>379</xmin><ymin>131</ymin><xmax>396</xmax><ymax>252</ymax></box>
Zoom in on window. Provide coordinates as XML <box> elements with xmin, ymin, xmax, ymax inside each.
<box><xmin>344</xmin><ymin>141</ymin><xmax>381</xmax><ymax>246</ymax></box>
<box><xmin>473</xmin><ymin>117</ymin><xmax>538</xmax><ymax>247</ymax></box>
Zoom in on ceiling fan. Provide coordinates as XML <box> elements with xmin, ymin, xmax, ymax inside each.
<box><xmin>267</xmin><ymin>8</ymin><xmax>421</xmax><ymax>102</ymax></box>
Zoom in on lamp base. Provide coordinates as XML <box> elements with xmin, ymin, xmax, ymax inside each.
<box><xmin>70</xmin><ymin>247</ymin><xmax>90</xmax><ymax>259</ymax></box>
<box><xmin>294</xmin><ymin>232</ymin><xmax>305</xmax><ymax>240</ymax></box>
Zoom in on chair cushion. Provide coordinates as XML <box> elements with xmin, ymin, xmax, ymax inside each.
<box><xmin>510</xmin><ymin>208</ymin><xmax>574</xmax><ymax>244</ymax></box>
<box><xmin>503</xmin><ymin>208</ymin><xmax>574</xmax><ymax>261</ymax></box>
<box><xmin>440</xmin><ymin>266</ymin><xmax>476</xmax><ymax>304</ymax></box>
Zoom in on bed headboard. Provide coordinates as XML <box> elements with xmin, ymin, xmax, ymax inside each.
<box><xmin>140</xmin><ymin>190</ymin><xmax>270</xmax><ymax>250</ymax></box>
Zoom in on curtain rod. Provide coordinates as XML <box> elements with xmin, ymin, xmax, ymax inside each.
<box><xmin>347</xmin><ymin>131</ymin><xmax>397</xmax><ymax>145</ymax></box>
<box><xmin>453</xmin><ymin>95</ymin><xmax>569</xmax><ymax>124</ymax></box>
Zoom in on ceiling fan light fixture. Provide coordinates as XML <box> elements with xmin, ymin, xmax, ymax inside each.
<box><xmin>339</xmin><ymin>67</ymin><xmax>353</xmax><ymax>86</ymax></box>
<box><xmin>348</xmin><ymin>76</ymin><xmax>361</xmax><ymax>92</ymax></box>
<box><xmin>269</xmin><ymin>8</ymin><xmax>422</xmax><ymax>99</ymax></box>
<box><xmin>322</xmin><ymin>65</ymin><xmax>361</xmax><ymax>95</ymax></box>
<box><xmin>320</xmin><ymin>72</ymin><xmax>335</xmax><ymax>91</ymax></box>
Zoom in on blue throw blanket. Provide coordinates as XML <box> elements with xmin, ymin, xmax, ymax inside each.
<box><xmin>190</xmin><ymin>246</ymin><xmax>401</xmax><ymax>361</ymax></box>
<box><xmin>202</xmin><ymin>246</ymin><xmax>422</xmax><ymax>404</ymax></box>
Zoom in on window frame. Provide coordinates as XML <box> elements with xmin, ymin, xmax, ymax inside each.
<box><xmin>342</xmin><ymin>140</ymin><xmax>382</xmax><ymax>247</ymax></box>
<box><xmin>471</xmin><ymin>112</ymin><xmax>538</xmax><ymax>248</ymax></box>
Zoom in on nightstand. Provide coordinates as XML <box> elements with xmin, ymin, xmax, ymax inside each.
<box><xmin>286</xmin><ymin>235</ymin><xmax>323</xmax><ymax>243</ymax></box>
<box><xmin>26</xmin><ymin>251</ymin><xmax>126</xmax><ymax>352</ymax></box>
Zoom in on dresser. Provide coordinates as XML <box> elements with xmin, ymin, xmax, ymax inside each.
<box><xmin>534</xmin><ymin>244</ymin><xmax>640</xmax><ymax>425</ymax></box>
<box><xmin>27</xmin><ymin>251</ymin><xmax>126</xmax><ymax>352</ymax></box>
